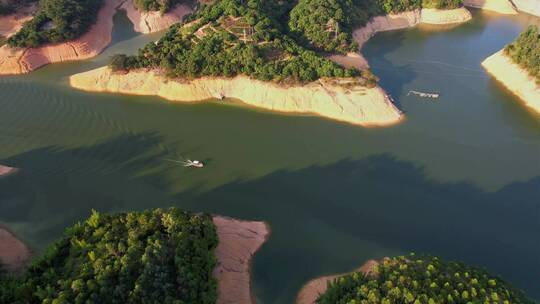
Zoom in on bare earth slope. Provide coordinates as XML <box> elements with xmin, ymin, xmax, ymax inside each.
<box><xmin>213</xmin><ymin>216</ymin><xmax>269</xmax><ymax>304</ymax></box>
<box><xmin>69</xmin><ymin>67</ymin><xmax>404</xmax><ymax>126</ymax></box>
<box><xmin>482</xmin><ymin>50</ymin><xmax>540</xmax><ymax>114</ymax></box>
<box><xmin>463</xmin><ymin>0</ymin><xmax>517</xmax><ymax>14</ymax></box>
<box><xmin>296</xmin><ymin>259</ymin><xmax>380</xmax><ymax>304</ymax></box>
<box><xmin>0</xmin><ymin>0</ymin><xmax>191</xmax><ymax>75</ymax></box>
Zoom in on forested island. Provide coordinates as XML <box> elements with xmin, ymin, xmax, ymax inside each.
<box><xmin>482</xmin><ymin>25</ymin><xmax>540</xmax><ymax>114</ymax></box>
<box><xmin>0</xmin><ymin>208</ymin><xmax>269</xmax><ymax>304</ymax></box>
<box><xmin>299</xmin><ymin>255</ymin><xmax>534</xmax><ymax>304</ymax></box>
<box><xmin>0</xmin><ymin>208</ymin><xmax>219</xmax><ymax>303</ymax></box>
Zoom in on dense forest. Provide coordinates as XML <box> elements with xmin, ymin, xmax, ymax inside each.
<box><xmin>7</xmin><ymin>0</ymin><xmax>104</xmax><ymax>48</ymax></box>
<box><xmin>289</xmin><ymin>0</ymin><xmax>462</xmax><ymax>53</ymax></box>
<box><xmin>0</xmin><ymin>208</ymin><xmax>218</xmax><ymax>304</ymax></box>
<box><xmin>505</xmin><ymin>25</ymin><xmax>540</xmax><ymax>84</ymax></box>
<box><xmin>133</xmin><ymin>0</ymin><xmax>191</xmax><ymax>14</ymax></box>
<box><xmin>110</xmin><ymin>0</ymin><xmax>374</xmax><ymax>84</ymax></box>
<box><xmin>317</xmin><ymin>254</ymin><xmax>533</xmax><ymax>304</ymax></box>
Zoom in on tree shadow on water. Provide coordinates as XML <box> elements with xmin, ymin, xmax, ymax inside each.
<box><xmin>176</xmin><ymin>154</ymin><xmax>540</xmax><ymax>303</ymax></box>
<box><xmin>0</xmin><ymin>132</ymin><xmax>176</xmax><ymax>248</ymax></box>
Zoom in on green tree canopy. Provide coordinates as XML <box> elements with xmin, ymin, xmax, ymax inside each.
<box><xmin>317</xmin><ymin>254</ymin><xmax>534</xmax><ymax>304</ymax></box>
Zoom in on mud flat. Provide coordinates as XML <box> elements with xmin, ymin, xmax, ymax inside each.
<box><xmin>482</xmin><ymin>50</ymin><xmax>540</xmax><ymax>114</ymax></box>
<box><xmin>0</xmin><ymin>226</ymin><xmax>31</xmax><ymax>272</ymax></box>
<box><xmin>213</xmin><ymin>216</ymin><xmax>269</xmax><ymax>304</ymax></box>
<box><xmin>463</xmin><ymin>0</ymin><xmax>518</xmax><ymax>14</ymax></box>
<box><xmin>296</xmin><ymin>259</ymin><xmax>380</xmax><ymax>304</ymax></box>
<box><xmin>0</xmin><ymin>0</ymin><xmax>191</xmax><ymax>75</ymax></box>
<box><xmin>69</xmin><ymin>66</ymin><xmax>403</xmax><ymax>126</ymax></box>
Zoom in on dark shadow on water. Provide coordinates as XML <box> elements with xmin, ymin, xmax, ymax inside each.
<box><xmin>175</xmin><ymin>155</ymin><xmax>540</xmax><ymax>303</ymax></box>
<box><xmin>0</xmin><ymin>132</ymin><xmax>175</xmax><ymax>247</ymax></box>
<box><xmin>110</xmin><ymin>9</ymin><xmax>139</xmax><ymax>47</ymax></box>
<box><xmin>1</xmin><ymin>145</ymin><xmax>539</xmax><ymax>302</ymax></box>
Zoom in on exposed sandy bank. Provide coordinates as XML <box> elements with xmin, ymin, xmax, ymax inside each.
<box><xmin>69</xmin><ymin>67</ymin><xmax>404</xmax><ymax>126</ymax></box>
<box><xmin>0</xmin><ymin>0</ymin><xmax>123</xmax><ymax>75</ymax></box>
<box><xmin>0</xmin><ymin>0</ymin><xmax>191</xmax><ymax>75</ymax></box>
<box><xmin>511</xmin><ymin>0</ymin><xmax>540</xmax><ymax>16</ymax></box>
<box><xmin>120</xmin><ymin>0</ymin><xmax>192</xmax><ymax>33</ymax></box>
<box><xmin>464</xmin><ymin>0</ymin><xmax>517</xmax><ymax>14</ymax></box>
<box><xmin>0</xmin><ymin>164</ymin><xmax>17</xmax><ymax>177</ymax></box>
<box><xmin>0</xmin><ymin>226</ymin><xmax>31</xmax><ymax>272</ymax></box>
<box><xmin>482</xmin><ymin>50</ymin><xmax>540</xmax><ymax>114</ymax></box>
<box><xmin>420</xmin><ymin>7</ymin><xmax>473</xmax><ymax>24</ymax></box>
<box><xmin>213</xmin><ymin>216</ymin><xmax>269</xmax><ymax>304</ymax></box>
<box><xmin>296</xmin><ymin>259</ymin><xmax>380</xmax><ymax>304</ymax></box>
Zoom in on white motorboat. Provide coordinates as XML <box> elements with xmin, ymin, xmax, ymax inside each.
<box><xmin>184</xmin><ymin>159</ymin><xmax>204</xmax><ymax>168</ymax></box>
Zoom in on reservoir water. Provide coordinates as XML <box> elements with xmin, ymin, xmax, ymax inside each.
<box><xmin>1</xmin><ymin>9</ymin><xmax>539</xmax><ymax>303</ymax></box>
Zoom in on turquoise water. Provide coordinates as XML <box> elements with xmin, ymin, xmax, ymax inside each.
<box><xmin>0</xmin><ymin>9</ymin><xmax>539</xmax><ymax>302</ymax></box>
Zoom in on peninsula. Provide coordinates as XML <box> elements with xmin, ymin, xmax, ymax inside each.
<box><xmin>0</xmin><ymin>0</ymin><xmax>193</xmax><ymax>75</ymax></box>
<box><xmin>299</xmin><ymin>254</ymin><xmax>535</xmax><ymax>304</ymax></box>
<box><xmin>0</xmin><ymin>208</ymin><xmax>269</xmax><ymax>304</ymax></box>
<box><xmin>69</xmin><ymin>0</ymin><xmax>477</xmax><ymax>126</ymax></box>
<box><xmin>482</xmin><ymin>25</ymin><xmax>540</xmax><ymax>114</ymax></box>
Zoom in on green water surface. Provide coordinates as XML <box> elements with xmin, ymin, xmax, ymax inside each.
<box><xmin>0</xmin><ymin>9</ymin><xmax>539</xmax><ymax>303</ymax></box>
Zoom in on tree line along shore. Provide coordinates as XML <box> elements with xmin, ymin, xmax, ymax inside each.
<box><xmin>0</xmin><ymin>209</ymin><xmax>535</xmax><ymax>303</ymax></box>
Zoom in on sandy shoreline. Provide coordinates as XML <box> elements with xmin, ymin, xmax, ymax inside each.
<box><xmin>0</xmin><ymin>0</ymin><xmax>192</xmax><ymax>75</ymax></box>
<box><xmin>213</xmin><ymin>216</ymin><xmax>269</xmax><ymax>304</ymax></box>
<box><xmin>69</xmin><ymin>66</ymin><xmax>404</xmax><ymax>126</ymax></box>
<box><xmin>296</xmin><ymin>259</ymin><xmax>380</xmax><ymax>304</ymax></box>
<box><xmin>482</xmin><ymin>50</ymin><xmax>540</xmax><ymax>114</ymax></box>
<box><xmin>464</xmin><ymin>0</ymin><xmax>518</xmax><ymax>14</ymax></box>
<box><xmin>0</xmin><ymin>226</ymin><xmax>31</xmax><ymax>272</ymax></box>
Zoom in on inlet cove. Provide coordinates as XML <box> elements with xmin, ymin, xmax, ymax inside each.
<box><xmin>1</xmin><ymin>0</ymin><xmax>539</xmax><ymax>303</ymax></box>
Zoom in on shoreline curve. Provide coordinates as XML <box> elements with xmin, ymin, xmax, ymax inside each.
<box><xmin>0</xmin><ymin>0</ymin><xmax>192</xmax><ymax>75</ymax></box>
<box><xmin>296</xmin><ymin>259</ymin><xmax>380</xmax><ymax>304</ymax></box>
<box><xmin>482</xmin><ymin>49</ymin><xmax>540</xmax><ymax>114</ymax></box>
<box><xmin>69</xmin><ymin>66</ymin><xmax>404</xmax><ymax>127</ymax></box>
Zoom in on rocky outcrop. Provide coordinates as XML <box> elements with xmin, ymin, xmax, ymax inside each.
<box><xmin>511</xmin><ymin>0</ymin><xmax>540</xmax><ymax>16</ymax></box>
<box><xmin>69</xmin><ymin>67</ymin><xmax>404</xmax><ymax>126</ymax></box>
<box><xmin>120</xmin><ymin>0</ymin><xmax>192</xmax><ymax>33</ymax></box>
<box><xmin>0</xmin><ymin>226</ymin><xmax>31</xmax><ymax>272</ymax></box>
<box><xmin>482</xmin><ymin>50</ymin><xmax>540</xmax><ymax>114</ymax></box>
<box><xmin>463</xmin><ymin>0</ymin><xmax>518</xmax><ymax>14</ymax></box>
<box><xmin>213</xmin><ymin>216</ymin><xmax>269</xmax><ymax>304</ymax></box>
<box><xmin>296</xmin><ymin>260</ymin><xmax>380</xmax><ymax>304</ymax></box>
<box><xmin>0</xmin><ymin>164</ymin><xmax>17</xmax><ymax>177</ymax></box>
<box><xmin>419</xmin><ymin>7</ymin><xmax>473</xmax><ymax>24</ymax></box>
<box><xmin>0</xmin><ymin>0</ymin><xmax>191</xmax><ymax>75</ymax></box>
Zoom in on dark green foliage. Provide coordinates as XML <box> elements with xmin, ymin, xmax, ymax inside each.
<box><xmin>288</xmin><ymin>0</ymin><xmax>424</xmax><ymax>53</ymax></box>
<box><xmin>422</xmin><ymin>0</ymin><xmax>463</xmax><ymax>9</ymax></box>
<box><xmin>7</xmin><ymin>0</ymin><xmax>104</xmax><ymax>48</ymax></box>
<box><xmin>134</xmin><ymin>0</ymin><xmax>190</xmax><ymax>14</ymax></box>
<box><xmin>114</xmin><ymin>0</ymin><xmax>360</xmax><ymax>83</ymax></box>
<box><xmin>505</xmin><ymin>25</ymin><xmax>540</xmax><ymax>84</ymax></box>
<box><xmin>0</xmin><ymin>208</ymin><xmax>218</xmax><ymax>304</ymax></box>
<box><xmin>317</xmin><ymin>254</ymin><xmax>534</xmax><ymax>304</ymax></box>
